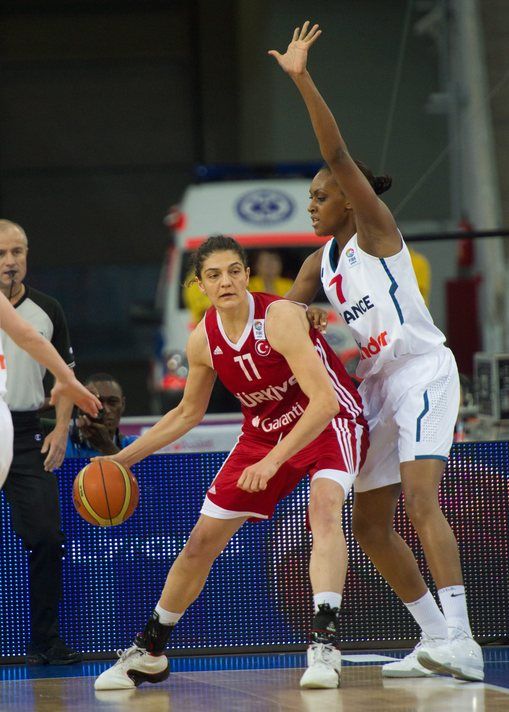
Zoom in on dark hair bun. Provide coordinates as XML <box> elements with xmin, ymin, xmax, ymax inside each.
<box><xmin>373</xmin><ymin>174</ymin><xmax>392</xmax><ymax>195</ymax></box>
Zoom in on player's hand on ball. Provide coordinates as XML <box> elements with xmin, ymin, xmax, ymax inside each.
<box><xmin>237</xmin><ymin>459</ymin><xmax>279</xmax><ymax>492</ymax></box>
<box><xmin>91</xmin><ymin>454</ymin><xmax>126</xmax><ymax>464</ymax></box>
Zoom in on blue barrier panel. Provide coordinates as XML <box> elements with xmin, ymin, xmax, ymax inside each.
<box><xmin>1</xmin><ymin>442</ymin><xmax>508</xmax><ymax>658</ymax></box>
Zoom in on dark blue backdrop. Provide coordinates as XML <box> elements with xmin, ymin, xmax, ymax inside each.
<box><xmin>1</xmin><ymin>442</ymin><xmax>508</xmax><ymax>659</ymax></box>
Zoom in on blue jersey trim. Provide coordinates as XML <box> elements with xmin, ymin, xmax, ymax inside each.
<box><xmin>415</xmin><ymin>390</ymin><xmax>429</xmax><ymax>442</ymax></box>
<box><xmin>380</xmin><ymin>258</ymin><xmax>404</xmax><ymax>324</ymax></box>
<box><xmin>415</xmin><ymin>454</ymin><xmax>449</xmax><ymax>462</ymax></box>
<box><xmin>329</xmin><ymin>240</ymin><xmax>340</xmax><ymax>271</ymax></box>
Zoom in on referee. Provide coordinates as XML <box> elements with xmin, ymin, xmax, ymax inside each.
<box><xmin>0</xmin><ymin>220</ymin><xmax>81</xmax><ymax>665</ymax></box>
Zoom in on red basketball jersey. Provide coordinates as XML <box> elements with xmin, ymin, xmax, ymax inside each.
<box><xmin>204</xmin><ymin>292</ymin><xmax>365</xmax><ymax>443</ymax></box>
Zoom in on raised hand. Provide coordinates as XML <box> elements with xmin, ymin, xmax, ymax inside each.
<box><xmin>268</xmin><ymin>20</ymin><xmax>322</xmax><ymax>76</ymax></box>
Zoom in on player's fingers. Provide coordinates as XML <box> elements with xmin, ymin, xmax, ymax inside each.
<box><xmin>48</xmin><ymin>443</ymin><xmax>63</xmax><ymax>463</ymax></box>
<box><xmin>307</xmin><ymin>28</ymin><xmax>322</xmax><ymax>45</ymax></box>
<box><xmin>306</xmin><ymin>23</ymin><xmax>320</xmax><ymax>39</ymax></box>
<box><xmin>237</xmin><ymin>471</ymin><xmax>249</xmax><ymax>489</ymax></box>
<box><xmin>256</xmin><ymin>475</ymin><xmax>266</xmax><ymax>492</ymax></box>
<box><xmin>82</xmin><ymin>395</ymin><xmax>100</xmax><ymax>417</ymax></box>
<box><xmin>90</xmin><ymin>394</ymin><xmax>100</xmax><ymax>408</ymax></box>
<box><xmin>292</xmin><ymin>27</ymin><xmax>300</xmax><ymax>42</ymax></box>
<box><xmin>243</xmin><ymin>473</ymin><xmax>257</xmax><ymax>492</ymax></box>
<box><xmin>53</xmin><ymin>454</ymin><xmax>65</xmax><ymax>470</ymax></box>
<box><xmin>299</xmin><ymin>20</ymin><xmax>310</xmax><ymax>40</ymax></box>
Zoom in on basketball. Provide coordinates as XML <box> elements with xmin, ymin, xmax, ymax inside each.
<box><xmin>73</xmin><ymin>460</ymin><xmax>139</xmax><ymax>527</ymax></box>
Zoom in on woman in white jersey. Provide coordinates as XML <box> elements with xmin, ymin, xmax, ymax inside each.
<box><xmin>270</xmin><ymin>22</ymin><xmax>483</xmax><ymax>682</ymax></box>
<box><xmin>0</xmin><ymin>291</ymin><xmax>100</xmax><ymax>488</ymax></box>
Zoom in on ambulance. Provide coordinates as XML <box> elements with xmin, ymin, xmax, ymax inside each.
<box><xmin>152</xmin><ymin>168</ymin><xmax>359</xmax><ymax>412</ymax></box>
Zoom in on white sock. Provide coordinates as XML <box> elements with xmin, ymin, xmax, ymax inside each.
<box><xmin>155</xmin><ymin>602</ymin><xmax>182</xmax><ymax>626</ymax></box>
<box><xmin>313</xmin><ymin>592</ymin><xmax>342</xmax><ymax>612</ymax></box>
<box><xmin>404</xmin><ymin>590</ymin><xmax>448</xmax><ymax>639</ymax></box>
<box><xmin>438</xmin><ymin>586</ymin><xmax>472</xmax><ymax>637</ymax></box>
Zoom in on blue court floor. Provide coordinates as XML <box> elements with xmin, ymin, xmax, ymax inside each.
<box><xmin>1</xmin><ymin>646</ymin><xmax>508</xmax><ymax>688</ymax></box>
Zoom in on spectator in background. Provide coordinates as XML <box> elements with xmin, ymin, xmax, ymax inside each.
<box><xmin>408</xmin><ymin>246</ymin><xmax>431</xmax><ymax>306</ymax></box>
<box><xmin>66</xmin><ymin>373</ymin><xmax>137</xmax><ymax>458</ymax></box>
<box><xmin>249</xmin><ymin>250</ymin><xmax>294</xmax><ymax>296</ymax></box>
<box><xmin>182</xmin><ymin>270</ymin><xmax>211</xmax><ymax>326</ymax></box>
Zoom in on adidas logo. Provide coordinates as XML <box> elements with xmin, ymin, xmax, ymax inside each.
<box><xmin>213</xmin><ymin>346</ymin><xmax>223</xmax><ymax>355</ymax></box>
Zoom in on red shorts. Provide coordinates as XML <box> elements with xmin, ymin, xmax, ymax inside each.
<box><xmin>201</xmin><ymin>417</ymin><xmax>368</xmax><ymax>521</ymax></box>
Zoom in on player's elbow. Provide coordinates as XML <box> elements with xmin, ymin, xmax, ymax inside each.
<box><xmin>324</xmin><ymin>147</ymin><xmax>349</xmax><ymax>169</ymax></box>
<box><xmin>179</xmin><ymin>402</ymin><xmax>205</xmax><ymax>429</ymax></box>
<box><xmin>317</xmin><ymin>392</ymin><xmax>340</xmax><ymax>421</ymax></box>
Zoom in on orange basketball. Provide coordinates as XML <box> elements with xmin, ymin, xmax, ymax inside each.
<box><xmin>73</xmin><ymin>460</ymin><xmax>139</xmax><ymax>527</ymax></box>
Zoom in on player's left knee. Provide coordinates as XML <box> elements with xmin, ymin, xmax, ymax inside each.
<box><xmin>404</xmin><ymin>490</ymin><xmax>439</xmax><ymax>527</ymax></box>
<box><xmin>309</xmin><ymin>486</ymin><xmax>343</xmax><ymax>534</ymax></box>
<box><xmin>182</xmin><ymin>530</ymin><xmax>222</xmax><ymax>563</ymax></box>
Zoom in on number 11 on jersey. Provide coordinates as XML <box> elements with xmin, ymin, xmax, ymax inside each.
<box><xmin>233</xmin><ymin>354</ymin><xmax>261</xmax><ymax>381</ymax></box>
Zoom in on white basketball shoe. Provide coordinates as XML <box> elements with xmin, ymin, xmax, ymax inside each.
<box><xmin>417</xmin><ymin>628</ymin><xmax>484</xmax><ymax>681</ymax></box>
<box><xmin>94</xmin><ymin>644</ymin><xmax>169</xmax><ymax>690</ymax></box>
<box><xmin>300</xmin><ymin>642</ymin><xmax>341</xmax><ymax>688</ymax></box>
<box><xmin>382</xmin><ymin>634</ymin><xmax>449</xmax><ymax>678</ymax></box>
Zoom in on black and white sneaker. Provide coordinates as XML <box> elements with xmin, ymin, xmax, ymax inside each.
<box><xmin>300</xmin><ymin>603</ymin><xmax>342</xmax><ymax>689</ymax></box>
<box><xmin>94</xmin><ymin>644</ymin><xmax>169</xmax><ymax>690</ymax></box>
<box><xmin>300</xmin><ymin>642</ymin><xmax>341</xmax><ymax>688</ymax></box>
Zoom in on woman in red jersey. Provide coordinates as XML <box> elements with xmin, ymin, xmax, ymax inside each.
<box><xmin>95</xmin><ymin>234</ymin><xmax>368</xmax><ymax>691</ymax></box>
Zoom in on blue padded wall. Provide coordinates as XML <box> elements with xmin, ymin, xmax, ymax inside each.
<box><xmin>1</xmin><ymin>442</ymin><xmax>508</xmax><ymax>658</ymax></box>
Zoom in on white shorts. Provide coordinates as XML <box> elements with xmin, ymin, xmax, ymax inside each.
<box><xmin>0</xmin><ymin>398</ymin><xmax>13</xmax><ymax>489</ymax></box>
<box><xmin>355</xmin><ymin>347</ymin><xmax>459</xmax><ymax>493</ymax></box>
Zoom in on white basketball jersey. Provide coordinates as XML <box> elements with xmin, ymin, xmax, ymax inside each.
<box><xmin>0</xmin><ymin>331</ymin><xmax>7</xmax><ymax>398</ymax></box>
<box><xmin>321</xmin><ymin>234</ymin><xmax>445</xmax><ymax>379</ymax></box>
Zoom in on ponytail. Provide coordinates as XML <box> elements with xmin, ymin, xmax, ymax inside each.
<box><xmin>319</xmin><ymin>159</ymin><xmax>392</xmax><ymax>195</ymax></box>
